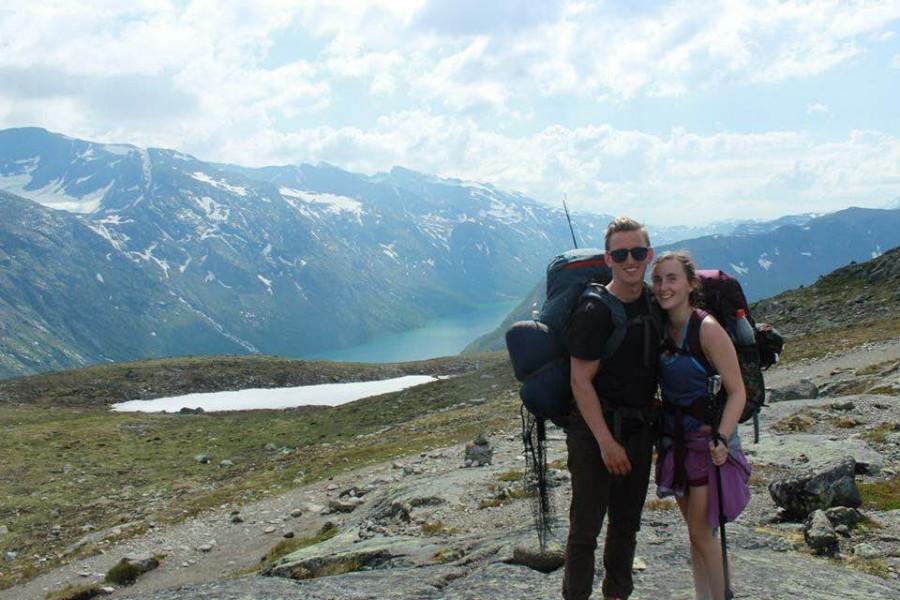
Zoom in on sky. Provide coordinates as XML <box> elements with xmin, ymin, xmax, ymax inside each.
<box><xmin>1</xmin><ymin>0</ymin><xmax>899</xmax><ymax>225</ymax></box>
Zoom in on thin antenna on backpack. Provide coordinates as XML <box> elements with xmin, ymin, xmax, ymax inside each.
<box><xmin>563</xmin><ymin>194</ymin><xmax>578</xmax><ymax>249</ymax></box>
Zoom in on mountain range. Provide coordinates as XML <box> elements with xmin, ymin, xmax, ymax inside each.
<box><xmin>1</xmin><ymin>127</ymin><xmax>899</xmax><ymax>377</ymax></box>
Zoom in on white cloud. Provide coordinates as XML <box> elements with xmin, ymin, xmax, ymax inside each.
<box><xmin>807</xmin><ymin>102</ymin><xmax>831</xmax><ymax>116</ymax></box>
<box><xmin>2</xmin><ymin>1</ymin><xmax>900</xmax><ymax>226</ymax></box>
<box><xmin>193</xmin><ymin>110</ymin><xmax>900</xmax><ymax>225</ymax></box>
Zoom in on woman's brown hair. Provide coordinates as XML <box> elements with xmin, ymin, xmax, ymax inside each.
<box><xmin>652</xmin><ymin>250</ymin><xmax>703</xmax><ymax>307</ymax></box>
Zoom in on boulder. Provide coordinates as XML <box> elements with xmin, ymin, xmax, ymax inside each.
<box><xmin>769</xmin><ymin>379</ymin><xmax>818</xmax><ymax>402</ymax></box>
<box><xmin>824</xmin><ymin>506</ymin><xmax>864</xmax><ymax>528</ymax></box>
<box><xmin>509</xmin><ymin>544</ymin><xmax>565</xmax><ymax>573</ymax></box>
<box><xmin>768</xmin><ymin>457</ymin><xmax>861</xmax><ymax>519</ymax></box>
<box><xmin>853</xmin><ymin>543</ymin><xmax>882</xmax><ymax>559</ymax></box>
<box><xmin>804</xmin><ymin>510</ymin><xmax>838</xmax><ymax>556</ymax></box>
<box><xmin>464</xmin><ymin>433</ymin><xmax>493</xmax><ymax>467</ymax></box>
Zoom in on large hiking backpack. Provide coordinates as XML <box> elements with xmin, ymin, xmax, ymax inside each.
<box><xmin>692</xmin><ymin>269</ymin><xmax>784</xmax><ymax>442</ymax></box>
<box><xmin>506</xmin><ymin>249</ymin><xmax>611</xmax><ymax>420</ymax></box>
<box><xmin>503</xmin><ymin>248</ymin><xmax>610</xmax><ymax>549</ymax></box>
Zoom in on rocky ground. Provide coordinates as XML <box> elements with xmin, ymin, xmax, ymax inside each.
<box><xmin>3</xmin><ymin>342</ymin><xmax>900</xmax><ymax>600</ymax></box>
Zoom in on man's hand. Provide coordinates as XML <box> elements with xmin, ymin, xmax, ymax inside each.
<box><xmin>599</xmin><ymin>438</ymin><xmax>632</xmax><ymax>475</ymax></box>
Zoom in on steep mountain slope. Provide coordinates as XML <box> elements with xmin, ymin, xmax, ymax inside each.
<box><xmin>2</xmin><ymin>126</ymin><xmax>898</xmax><ymax>377</ymax></box>
<box><xmin>753</xmin><ymin>245</ymin><xmax>900</xmax><ymax>353</ymax></box>
<box><xmin>0</xmin><ymin>190</ymin><xmax>246</xmax><ymax>378</ymax></box>
<box><xmin>0</xmin><ymin>128</ymin><xmax>612</xmax><ymax>377</ymax></box>
<box><xmin>655</xmin><ymin>207</ymin><xmax>900</xmax><ymax>300</ymax></box>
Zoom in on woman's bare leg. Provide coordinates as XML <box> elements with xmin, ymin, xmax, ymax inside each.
<box><xmin>681</xmin><ymin>486</ymin><xmax>726</xmax><ymax>600</ymax></box>
<box><xmin>676</xmin><ymin>495</ymin><xmax>713</xmax><ymax>599</ymax></box>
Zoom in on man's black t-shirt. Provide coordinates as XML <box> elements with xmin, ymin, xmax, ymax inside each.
<box><xmin>567</xmin><ymin>288</ymin><xmax>658</xmax><ymax>410</ymax></box>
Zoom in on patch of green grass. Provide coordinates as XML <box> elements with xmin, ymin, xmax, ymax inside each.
<box><xmin>421</xmin><ymin>520</ymin><xmax>459</xmax><ymax>536</ymax></box>
<box><xmin>858</xmin><ymin>477</ymin><xmax>900</xmax><ymax>511</ymax></box>
<box><xmin>548</xmin><ymin>458</ymin><xmax>567</xmax><ymax>470</ymax></box>
<box><xmin>104</xmin><ymin>559</ymin><xmax>145</xmax><ymax>586</ymax></box>
<box><xmin>771</xmin><ymin>411</ymin><xmax>817</xmax><ymax>433</ymax></box>
<box><xmin>432</xmin><ymin>547</ymin><xmax>466</xmax><ymax>563</ymax></box>
<box><xmin>863</xmin><ymin>423</ymin><xmax>899</xmax><ymax>444</ymax></box>
<box><xmin>44</xmin><ymin>583</ymin><xmax>105</xmax><ymax>600</ymax></box>
<box><xmin>846</xmin><ymin>556</ymin><xmax>890</xmax><ymax>578</ymax></box>
<box><xmin>832</xmin><ymin>416</ymin><xmax>861</xmax><ymax>429</ymax></box>
<box><xmin>777</xmin><ymin>318</ymin><xmax>900</xmax><ymax>364</ymax></box>
<box><xmin>644</xmin><ymin>498</ymin><xmax>677</xmax><ymax>511</ymax></box>
<box><xmin>258</xmin><ymin>525</ymin><xmax>339</xmax><ymax>570</ymax></box>
<box><xmin>496</xmin><ymin>469</ymin><xmax>523</xmax><ymax>482</ymax></box>
<box><xmin>0</xmin><ymin>353</ymin><xmax>519</xmax><ymax>588</ymax></box>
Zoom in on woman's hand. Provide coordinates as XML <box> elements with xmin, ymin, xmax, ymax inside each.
<box><xmin>709</xmin><ymin>438</ymin><xmax>728</xmax><ymax>466</ymax></box>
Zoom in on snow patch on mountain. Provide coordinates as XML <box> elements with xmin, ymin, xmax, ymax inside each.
<box><xmin>1</xmin><ymin>158</ymin><xmax>111</xmax><ymax>214</ymax></box>
<box><xmin>479</xmin><ymin>197</ymin><xmax>522</xmax><ymax>225</ymax></box>
<box><xmin>380</xmin><ymin>243</ymin><xmax>400</xmax><ymax>263</ymax></box>
<box><xmin>194</xmin><ymin>195</ymin><xmax>230</xmax><ymax>222</ymax></box>
<box><xmin>176</xmin><ymin>296</ymin><xmax>258</xmax><ymax>353</ymax></box>
<box><xmin>758</xmin><ymin>254</ymin><xmax>773</xmax><ymax>271</ymax></box>
<box><xmin>257</xmin><ymin>274</ymin><xmax>273</xmax><ymax>295</ymax></box>
<box><xmin>102</xmin><ymin>144</ymin><xmax>134</xmax><ymax>156</ymax></box>
<box><xmin>730</xmin><ymin>263</ymin><xmax>749</xmax><ymax>275</ymax></box>
<box><xmin>191</xmin><ymin>171</ymin><xmax>247</xmax><ymax>197</ymax></box>
<box><xmin>279</xmin><ymin>187</ymin><xmax>363</xmax><ymax>222</ymax></box>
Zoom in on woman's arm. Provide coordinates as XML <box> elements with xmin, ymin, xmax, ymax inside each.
<box><xmin>699</xmin><ymin>315</ymin><xmax>746</xmax><ymax>443</ymax></box>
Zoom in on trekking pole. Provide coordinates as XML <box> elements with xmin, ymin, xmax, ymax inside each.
<box><xmin>707</xmin><ymin>374</ymin><xmax>734</xmax><ymax>600</ymax></box>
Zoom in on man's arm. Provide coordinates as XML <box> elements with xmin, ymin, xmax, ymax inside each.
<box><xmin>570</xmin><ymin>356</ymin><xmax>632</xmax><ymax>475</ymax></box>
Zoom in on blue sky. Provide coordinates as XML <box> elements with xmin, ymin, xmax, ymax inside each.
<box><xmin>1</xmin><ymin>0</ymin><xmax>899</xmax><ymax>225</ymax></box>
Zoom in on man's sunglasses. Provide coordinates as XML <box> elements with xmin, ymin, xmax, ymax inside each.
<box><xmin>608</xmin><ymin>246</ymin><xmax>649</xmax><ymax>263</ymax></box>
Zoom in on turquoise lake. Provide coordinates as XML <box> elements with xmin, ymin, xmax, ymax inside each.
<box><xmin>312</xmin><ymin>300</ymin><xmax>519</xmax><ymax>363</ymax></box>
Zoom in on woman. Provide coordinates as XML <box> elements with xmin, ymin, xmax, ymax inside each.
<box><xmin>650</xmin><ymin>251</ymin><xmax>751</xmax><ymax>600</ymax></box>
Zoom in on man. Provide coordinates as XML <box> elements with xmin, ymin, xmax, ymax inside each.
<box><xmin>563</xmin><ymin>217</ymin><xmax>661</xmax><ymax>600</ymax></box>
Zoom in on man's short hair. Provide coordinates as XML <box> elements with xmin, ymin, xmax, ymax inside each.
<box><xmin>604</xmin><ymin>216</ymin><xmax>650</xmax><ymax>250</ymax></box>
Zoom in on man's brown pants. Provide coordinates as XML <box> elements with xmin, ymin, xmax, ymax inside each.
<box><xmin>562</xmin><ymin>412</ymin><xmax>654</xmax><ymax>600</ymax></box>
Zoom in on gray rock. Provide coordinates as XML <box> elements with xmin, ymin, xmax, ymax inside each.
<box><xmin>804</xmin><ymin>510</ymin><xmax>838</xmax><ymax>555</ymax></box>
<box><xmin>219</xmin><ymin>459</ymin><xmax>234</xmax><ymax>467</ymax></box>
<box><xmin>464</xmin><ymin>434</ymin><xmax>493</xmax><ymax>467</ymax></box>
<box><xmin>508</xmin><ymin>545</ymin><xmax>565</xmax><ymax>573</ymax></box>
<box><xmin>854</xmin><ymin>543</ymin><xmax>882</xmax><ymax>559</ymax></box>
<box><xmin>118</xmin><ymin>553</ymin><xmax>161</xmax><ymax>582</ymax></box>
<box><xmin>178</xmin><ymin>406</ymin><xmax>204</xmax><ymax>414</ymax></box>
<box><xmin>194</xmin><ymin>454</ymin><xmax>210</xmax><ymax>464</ymax></box>
<box><xmin>770</xmin><ymin>379</ymin><xmax>819</xmax><ymax>402</ymax></box>
<box><xmin>830</xmin><ymin>401</ymin><xmax>856</xmax><ymax>411</ymax></box>
<box><xmin>769</xmin><ymin>457</ymin><xmax>861</xmax><ymax>519</ymax></box>
<box><xmin>328</xmin><ymin>498</ymin><xmax>363</xmax><ymax>514</ymax></box>
<box><xmin>825</xmin><ymin>506</ymin><xmax>865</xmax><ymax>528</ymax></box>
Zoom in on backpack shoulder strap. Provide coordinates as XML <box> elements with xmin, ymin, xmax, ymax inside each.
<box><xmin>685</xmin><ymin>308</ymin><xmax>715</xmax><ymax>374</ymax></box>
<box><xmin>580</xmin><ymin>283</ymin><xmax>627</xmax><ymax>361</ymax></box>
